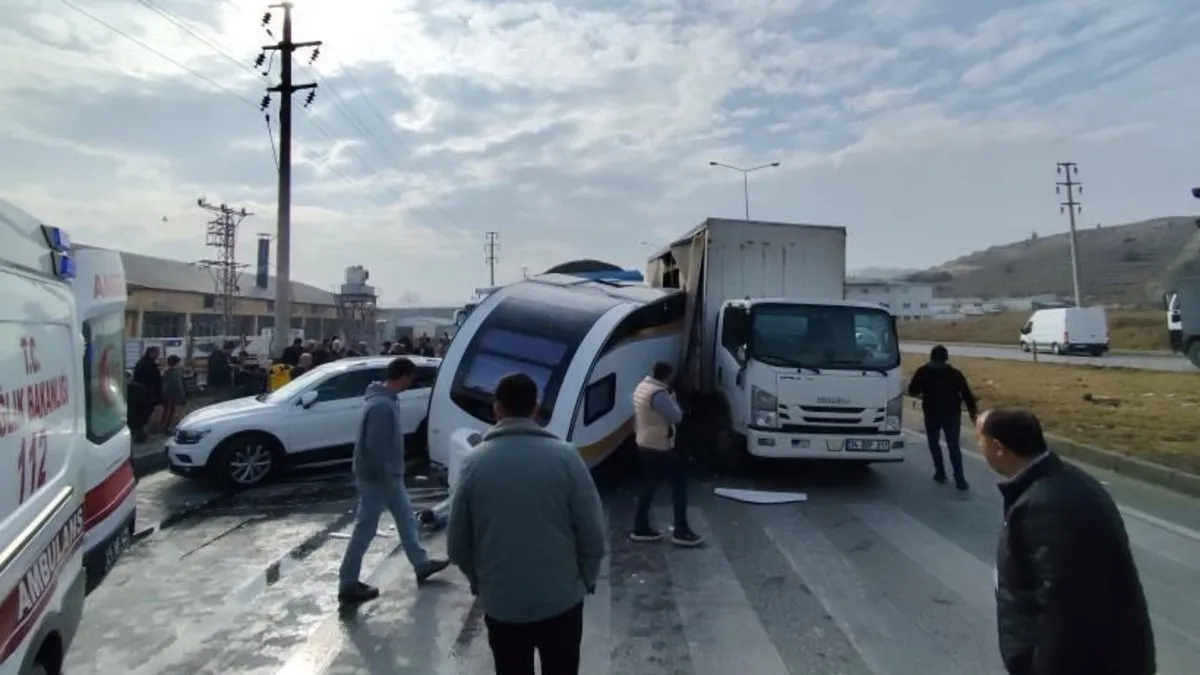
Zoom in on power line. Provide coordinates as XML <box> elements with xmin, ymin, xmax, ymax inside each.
<box><xmin>196</xmin><ymin>198</ymin><xmax>252</xmax><ymax>335</ymax></box>
<box><xmin>1056</xmin><ymin>161</ymin><xmax>1084</xmax><ymax>307</ymax></box>
<box><xmin>53</xmin><ymin>0</ymin><xmax>258</xmax><ymax>107</ymax></box>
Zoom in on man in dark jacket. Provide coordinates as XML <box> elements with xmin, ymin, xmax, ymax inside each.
<box><xmin>978</xmin><ymin>408</ymin><xmax>1155</xmax><ymax>675</ymax></box>
<box><xmin>907</xmin><ymin>344</ymin><xmax>977</xmax><ymax>489</ymax></box>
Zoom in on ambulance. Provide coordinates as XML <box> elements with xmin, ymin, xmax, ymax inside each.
<box><xmin>0</xmin><ymin>200</ymin><xmax>87</xmax><ymax>675</ymax></box>
<box><xmin>72</xmin><ymin>246</ymin><xmax>137</xmax><ymax>593</ymax></box>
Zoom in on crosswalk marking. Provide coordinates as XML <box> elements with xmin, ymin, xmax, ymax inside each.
<box><xmin>847</xmin><ymin>502</ymin><xmax>997</xmax><ymax>615</ymax></box>
<box><xmin>657</xmin><ymin>507</ymin><xmax>790</xmax><ymax>675</ymax></box>
<box><xmin>580</xmin><ymin>553</ymin><xmax>613</xmax><ymax>674</ymax></box>
<box><xmin>68</xmin><ymin>487</ymin><xmax>1200</xmax><ymax>675</ymax></box>
<box><xmin>756</xmin><ymin>504</ymin><xmax>996</xmax><ymax>675</ymax></box>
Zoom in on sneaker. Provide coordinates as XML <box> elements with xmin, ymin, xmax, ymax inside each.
<box><xmin>416</xmin><ymin>558</ymin><xmax>450</xmax><ymax>583</ymax></box>
<box><xmin>933</xmin><ymin>472</ymin><xmax>948</xmax><ymax>484</ymax></box>
<box><xmin>338</xmin><ymin>581</ymin><xmax>380</xmax><ymax>604</ymax></box>
<box><xmin>630</xmin><ymin>529</ymin><xmax>665</xmax><ymax>543</ymax></box>
<box><xmin>670</xmin><ymin>531</ymin><xmax>705</xmax><ymax>548</ymax></box>
<box><xmin>955</xmin><ymin>478</ymin><xmax>970</xmax><ymax>491</ymax></box>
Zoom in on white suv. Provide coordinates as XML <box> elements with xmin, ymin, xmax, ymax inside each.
<box><xmin>166</xmin><ymin>356</ymin><xmax>439</xmax><ymax>487</ymax></box>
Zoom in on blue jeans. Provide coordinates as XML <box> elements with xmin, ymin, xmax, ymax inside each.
<box><xmin>924</xmin><ymin>414</ymin><xmax>964</xmax><ymax>480</ymax></box>
<box><xmin>339</xmin><ymin>477</ymin><xmax>429</xmax><ymax>589</ymax></box>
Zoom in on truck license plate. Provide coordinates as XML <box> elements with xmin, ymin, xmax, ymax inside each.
<box><xmin>845</xmin><ymin>439</ymin><xmax>891</xmax><ymax>452</ymax></box>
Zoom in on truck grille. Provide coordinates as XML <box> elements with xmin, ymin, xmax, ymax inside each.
<box><xmin>778</xmin><ymin>404</ymin><xmax>894</xmax><ymax>435</ymax></box>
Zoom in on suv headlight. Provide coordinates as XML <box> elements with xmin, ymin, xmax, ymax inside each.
<box><xmin>884</xmin><ymin>394</ymin><xmax>902</xmax><ymax>432</ymax></box>
<box><xmin>174</xmin><ymin>428</ymin><xmax>212</xmax><ymax>445</ymax></box>
<box><xmin>751</xmin><ymin>386</ymin><xmax>779</xmax><ymax>428</ymax></box>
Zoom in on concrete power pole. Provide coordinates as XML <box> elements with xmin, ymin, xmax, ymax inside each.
<box><xmin>1056</xmin><ymin>162</ymin><xmax>1084</xmax><ymax>307</ymax></box>
<box><xmin>485</xmin><ymin>231</ymin><xmax>500</xmax><ymax>287</ymax></box>
<box><xmin>197</xmin><ymin>199</ymin><xmax>251</xmax><ymax>335</ymax></box>
<box><xmin>260</xmin><ymin>2</ymin><xmax>321</xmax><ymax>357</ymax></box>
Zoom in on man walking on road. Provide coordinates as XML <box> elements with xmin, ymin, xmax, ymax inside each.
<box><xmin>979</xmin><ymin>408</ymin><xmax>1155</xmax><ymax>675</ymax></box>
<box><xmin>447</xmin><ymin>373</ymin><xmax>607</xmax><ymax>675</ymax></box>
<box><xmin>631</xmin><ymin>362</ymin><xmax>703</xmax><ymax>547</ymax></box>
<box><xmin>338</xmin><ymin>357</ymin><xmax>449</xmax><ymax>604</ymax></box>
<box><xmin>907</xmin><ymin>344</ymin><xmax>977</xmax><ymax>490</ymax></box>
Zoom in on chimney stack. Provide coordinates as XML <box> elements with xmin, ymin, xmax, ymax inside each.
<box><xmin>256</xmin><ymin>235</ymin><xmax>270</xmax><ymax>289</ymax></box>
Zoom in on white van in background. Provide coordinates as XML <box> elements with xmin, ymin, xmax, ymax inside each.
<box><xmin>72</xmin><ymin>247</ymin><xmax>137</xmax><ymax>594</ymax></box>
<box><xmin>1019</xmin><ymin>307</ymin><xmax>1109</xmax><ymax>356</ymax></box>
<box><xmin>0</xmin><ymin>200</ymin><xmax>87</xmax><ymax>675</ymax></box>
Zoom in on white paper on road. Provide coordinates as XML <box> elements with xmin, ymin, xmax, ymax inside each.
<box><xmin>713</xmin><ymin>487</ymin><xmax>808</xmax><ymax>504</ymax></box>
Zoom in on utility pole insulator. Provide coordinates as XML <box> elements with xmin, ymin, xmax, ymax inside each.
<box><xmin>1056</xmin><ymin>161</ymin><xmax>1084</xmax><ymax>308</ymax></box>
<box><xmin>262</xmin><ymin>1</ymin><xmax>322</xmax><ymax>357</ymax></box>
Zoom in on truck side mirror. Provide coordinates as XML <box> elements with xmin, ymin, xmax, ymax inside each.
<box><xmin>736</xmin><ymin>344</ymin><xmax>747</xmax><ymax>364</ymax></box>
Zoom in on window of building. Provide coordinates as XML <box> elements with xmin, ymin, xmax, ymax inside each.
<box><xmin>583</xmin><ymin>374</ymin><xmax>616</xmax><ymax>425</ymax></box>
<box><xmin>203</xmin><ymin>294</ymin><xmax>216</xmax><ymax>309</ymax></box>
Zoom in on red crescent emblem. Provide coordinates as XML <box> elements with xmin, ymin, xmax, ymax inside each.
<box><xmin>98</xmin><ymin>346</ymin><xmax>115</xmax><ymax>406</ymax></box>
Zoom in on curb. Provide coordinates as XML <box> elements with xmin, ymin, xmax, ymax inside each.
<box><xmin>904</xmin><ymin>398</ymin><xmax>1200</xmax><ymax>499</ymax></box>
<box><xmin>132</xmin><ymin>449</ymin><xmax>167</xmax><ymax>478</ymax></box>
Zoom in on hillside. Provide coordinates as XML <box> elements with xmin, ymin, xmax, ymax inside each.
<box><xmin>904</xmin><ymin>217</ymin><xmax>1200</xmax><ymax>306</ymax></box>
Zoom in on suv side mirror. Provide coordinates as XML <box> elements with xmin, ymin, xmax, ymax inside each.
<box><xmin>298</xmin><ymin>390</ymin><xmax>319</xmax><ymax>408</ymax></box>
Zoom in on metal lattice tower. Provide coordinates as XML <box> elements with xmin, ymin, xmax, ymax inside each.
<box><xmin>485</xmin><ymin>231</ymin><xmax>500</xmax><ymax>286</ymax></box>
<box><xmin>197</xmin><ymin>198</ymin><xmax>252</xmax><ymax>335</ymax></box>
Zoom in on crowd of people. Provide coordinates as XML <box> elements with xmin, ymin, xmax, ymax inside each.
<box><xmin>334</xmin><ymin>348</ymin><xmax>1156</xmax><ymax>675</ymax></box>
<box><xmin>125</xmin><ymin>332</ymin><xmax>454</xmax><ymax>441</ymax></box>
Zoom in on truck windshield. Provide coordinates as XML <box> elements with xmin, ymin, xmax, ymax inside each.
<box><xmin>749</xmin><ymin>304</ymin><xmax>900</xmax><ymax>371</ymax></box>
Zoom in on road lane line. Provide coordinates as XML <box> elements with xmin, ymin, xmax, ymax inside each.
<box><xmin>580</xmin><ymin>554</ymin><xmax>613</xmax><ymax>675</ymax></box>
<box><xmin>657</xmin><ymin>507</ymin><xmax>790</xmax><ymax>675</ymax></box>
<box><xmin>847</xmin><ymin>502</ymin><xmax>997</xmax><ymax>615</ymax></box>
<box><xmin>755</xmin><ymin>503</ymin><xmax>988</xmax><ymax>675</ymax></box>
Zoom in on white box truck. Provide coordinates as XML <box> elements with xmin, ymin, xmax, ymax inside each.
<box><xmin>646</xmin><ymin>218</ymin><xmax>905</xmax><ymax>470</ymax></box>
<box><xmin>1166</xmin><ymin>278</ymin><xmax>1200</xmax><ymax>368</ymax></box>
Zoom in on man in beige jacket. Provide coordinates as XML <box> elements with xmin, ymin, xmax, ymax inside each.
<box><xmin>630</xmin><ymin>362</ymin><xmax>704</xmax><ymax>547</ymax></box>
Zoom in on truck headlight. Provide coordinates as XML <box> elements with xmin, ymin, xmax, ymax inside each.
<box><xmin>751</xmin><ymin>386</ymin><xmax>779</xmax><ymax>428</ymax></box>
<box><xmin>884</xmin><ymin>394</ymin><xmax>902</xmax><ymax>432</ymax></box>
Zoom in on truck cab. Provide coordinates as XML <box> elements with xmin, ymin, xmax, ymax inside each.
<box><xmin>714</xmin><ymin>298</ymin><xmax>904</xmax><ymax>462</ymax></box>
<box><xmin>1165</xmin><ymin>279</ymin><xmax>1200</xmax><ymax>368</ymax></box>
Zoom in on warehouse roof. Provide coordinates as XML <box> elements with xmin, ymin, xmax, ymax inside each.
<box><xmin>79</xmin><ymin>245</ymin><xmax>337</xmax><ymax>305</ymax></box>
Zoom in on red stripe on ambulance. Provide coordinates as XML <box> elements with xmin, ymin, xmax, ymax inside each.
<box><xmin>0</xmin><ymin>507</ymin><xmax>84</xmax><ymax>660</ymax></box>
<box><xmin>83</xmin><ymin>460</ymin><xmax>135</xmax><ymax>531</ymax></box>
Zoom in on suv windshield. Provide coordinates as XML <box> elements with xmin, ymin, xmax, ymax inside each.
<box><xmin>263</xmin><ymin>366</ymin><xmax>329</xmax><ymax>403</ymax></box>
<box><xmin>750</xmin><ymin>303</ymin><xmax>900</xmax><ymax>371</ymax></box>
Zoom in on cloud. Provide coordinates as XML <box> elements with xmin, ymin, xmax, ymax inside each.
<box><xmin>0</xmin><ymin>0</ymin><xmax>1196</xmax><ymax>306</ymax></box>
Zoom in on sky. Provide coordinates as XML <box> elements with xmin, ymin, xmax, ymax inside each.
<box><xmin>2</xmin><ymin>0</ymin><xmax>1199</xmax><ymax>306</ymax></box>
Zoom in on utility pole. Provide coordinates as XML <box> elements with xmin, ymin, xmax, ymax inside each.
<box><xmin>197</xmin><ymin>198</ymin><xmax>251</xmax><ymax>336</ymax></box>
<box><xmin>1056</xmin><ymin>162</ymin><xmax>1084</xmax><ymax>307</ymax></box>
<box><xmin>484</xmin><ymin>231</ymin><xmax>500</xmax><ymax>286</ymax></box>
<box><xmin>259</xmin><ymin>2</ymin><xmax>321</xmax><ymax>357</ymax></box>
<box><xmin>520</xmin><ymin>266</ymin><xmax>529</xmax><ymax>280</ymax></box>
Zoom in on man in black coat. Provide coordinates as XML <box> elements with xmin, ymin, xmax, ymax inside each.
<box><xmin>977</xmin><ymin>408</ymin><xmax>1155</xmax><ymax>675</ymax></box>
<box><xmin>907</xmin><ymin>344</ymin><xmax>977</xmax><ymax>489</ymax></box>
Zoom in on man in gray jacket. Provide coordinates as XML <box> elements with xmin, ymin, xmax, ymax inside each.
<box><xmin>447</xmin><ymin>373</ymin><xmax>607</xmax><ymax>675</ymax></box>
<box><xmin>338</xmin><ymin>357</ymin><xmax>449</xmax><ymax>604</ymax></box>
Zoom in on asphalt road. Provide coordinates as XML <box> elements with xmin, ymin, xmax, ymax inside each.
<box><xmin>68</xmin><ymin>432</ymin><xmax>1200</xmax><ymax>675</ymax></box>
<box><xmin>901</xmin><ymin>341</ymin><xmax>1195</xmax><ymax>372</ymax></box>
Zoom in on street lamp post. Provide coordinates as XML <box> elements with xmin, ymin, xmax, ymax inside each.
<box><xmin>708</xmin><ymin>161</ymin><xmax>780</xmax><ymax>221</ymax></box>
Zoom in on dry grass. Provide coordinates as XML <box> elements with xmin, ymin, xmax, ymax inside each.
<box><xmin>901</xmin><ymin>355</ymin><xmax>1200</xmax><ymax>475</ymax></box>
<box><xmin>898</xmin><ymin>310</ymin><xmax>1166</xmax><ymax>352</ymax></box>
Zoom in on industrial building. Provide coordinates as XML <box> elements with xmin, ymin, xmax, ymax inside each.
<box><xmin>97</xmin><ymin>246</ymin><xmax>340</xmax><ymax>339</ymax></box>
<box><xmin>845</xmin><ymin>277</ymin><xmax>936</xmax><ymax>320</ymax></box>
